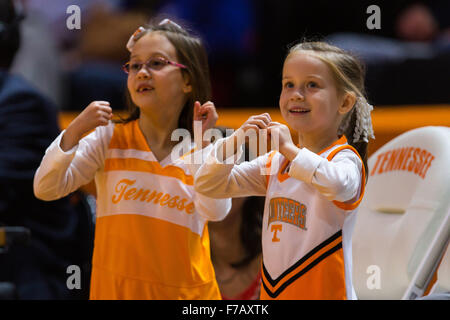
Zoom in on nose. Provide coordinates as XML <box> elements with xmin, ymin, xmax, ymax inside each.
<box><xmin>290</xmin><ymin>90</ymin><xmax>305</xmax><ymax>101</ymax></box>
<box><xmin>136</xmin><ymin>67</ymin><xmax>151</xmax><ymax>79</ymax></box>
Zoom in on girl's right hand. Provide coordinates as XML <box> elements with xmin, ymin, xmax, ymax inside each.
<box><xmin>237</xmin><ymin>113</ymin><xmax>272</xmax><ymax>135</ymax></box>
<box><xmin>60</xmin><ymin>101</ymin><xmax>113</xmax><ymax>151</ymax></box>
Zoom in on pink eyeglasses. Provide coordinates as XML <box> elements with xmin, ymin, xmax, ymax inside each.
<box><xmin>122</xmin><ymin>57</ymin><xmax>187</xmax><ymax>74</ymax></box>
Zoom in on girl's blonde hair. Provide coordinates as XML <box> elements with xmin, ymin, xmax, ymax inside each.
<box><xmin>287</xmin><ymin>41</ymin><xmax>374</xmax><ymax>178</ymax></box>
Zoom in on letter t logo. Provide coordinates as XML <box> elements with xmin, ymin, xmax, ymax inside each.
<box><xmin>271</xmin><ymin>224</ymin><xmax>282</xmax><ymax>242</ymax></box>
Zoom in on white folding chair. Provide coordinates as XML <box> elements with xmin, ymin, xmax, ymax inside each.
<box><xmin>426</xmin><ymin>243</ymin><xmax>450</xmax><ymax>296</ymax></box>
<box><xmin>437</xmin><ymin>244</ymin><xmax>450</xmax><ymax>293</ymax></box>
<box><xmin>352</xmin><ymin>126</ymin><xmax>450</xmax><ymax>299</ymax></box>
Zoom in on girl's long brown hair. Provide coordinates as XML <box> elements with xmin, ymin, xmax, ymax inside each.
<box><xmin>117</xmin><ymin>19</ymin><xmax>211</xmax><ymax>135</ymax></box>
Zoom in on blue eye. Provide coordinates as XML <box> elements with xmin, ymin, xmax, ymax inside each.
<box><xmin>307</xmin><ymin>81</ymin><xmax>318</xmax><ymax>88</ymax></box>
<box><xmin>283</xmin><ymin>82</ymin><xmax>294</xmax><ymax>89</ymax></box>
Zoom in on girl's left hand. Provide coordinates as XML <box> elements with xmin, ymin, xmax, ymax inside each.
<box><xmin>194</xmin><ymin>101</ymin><xmax>218</xmax><ymax>133</ymax></box>
<box><xmin>267</xmin><ymin>122</ymin><xmax>300</xmax><ymax>161</ymax></box>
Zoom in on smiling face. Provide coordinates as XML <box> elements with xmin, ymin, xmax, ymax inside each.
<box><xmin>279</xmin><ymin>51</ymin><xmax>350</xmax><ymax>140</ymax></box>
<box><xmin>127</xmin><ymin>31</ymin><xmax>192</xmax><ymax>118</ymax></box>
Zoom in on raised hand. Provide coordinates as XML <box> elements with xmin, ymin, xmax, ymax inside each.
<box><xmin>193</xmin><ymin>101</ymin><xmax>218</xmax><ymax>134</ymax></box>
<box><xmin>193</xmin><ymin>101</ymin><xmax>219</xmax><ymax>148</ymax></box>
<box><xmin>236</xmin><ymin>113</ymin><xmax>272</xmax><ymax>136</ymax></box>
<box><xmin>218</xmin><ymin>113</ymin><xmax>272</xmax><ymax>160</ymax></box>
<box><xmin>61</xmin><ymin>101</ymin><xmax>113</xmax><ymax>151</ymax></box>
<box><xmin>267</xmin><ymin>122</ymin><xmax>299</xmax><ymax>161</ymax></box>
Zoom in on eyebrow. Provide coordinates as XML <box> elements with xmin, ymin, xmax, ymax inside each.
<box><xmin>130</xmin><ymin>52</ymin><xmax>170</xmax><ymax>60</ymax></box>
<box><xmin>282</xmin><ymin>74</ymin><xmax>325</xmax><ymax>81</ymax></box>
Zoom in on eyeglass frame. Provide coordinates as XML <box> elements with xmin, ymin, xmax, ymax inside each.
<box><xmin>122</xmin><ymin>57</ymin><xmax>187</xmax><ymax>74</ymax></box>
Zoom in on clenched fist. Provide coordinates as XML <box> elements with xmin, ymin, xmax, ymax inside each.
<box><xmin>61</xmin><ymin>101</ymin><xmax>113</xmax><ymax>151</ymax></box>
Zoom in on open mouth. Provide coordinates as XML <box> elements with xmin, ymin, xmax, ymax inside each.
<box><xmin>137</xmin><ymin>84</ymin><xmax>154</xmax><ymax>93</ymax></box>
<box><xmin>289</xmin><ymin>108</ymin><xmax>310</xmax><ymax>114</ymax></box>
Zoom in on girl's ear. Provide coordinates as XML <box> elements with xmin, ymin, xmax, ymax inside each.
<box><xmin>182</xmin><ymin>73</ymin><xmax>192</xmax><ymax>94</ymax></box>
<box><xmin>183</xmin><ymin>84</ymin><xmax>193</xmax><ymax>94</ymax></box>
<box><xmin>338</xmin><ymin>92</ymin><xmax>356</xmax><ymax>115</ymax></box>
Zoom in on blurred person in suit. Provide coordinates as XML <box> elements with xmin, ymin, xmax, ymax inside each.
<box><xmin>0</xmin><ymin>0</ymin><xmax>93</xmax><ymax>299</ymax></box>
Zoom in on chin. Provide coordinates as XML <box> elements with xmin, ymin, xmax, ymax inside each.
<box><xmin>292</xmin><ymin>123</ymin><xmax>315</xmax><ymax>136</ymax></box>
<box><xmin>133</xmin><ymin>97</ymin><xmax>156</xmax><ymax>109</ymax></box>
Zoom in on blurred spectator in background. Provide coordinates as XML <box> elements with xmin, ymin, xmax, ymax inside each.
<box><xmin>14</xmin><ymin>0</ymin><xmax>157</xmax><ymax>111</ymax></box>
<box><xmin>65</xmin><ymin>1</ymin><xmax>155</xmax><ymax>111</ymax></box>
<box><xmin>327</xmin><ymin>2</ymin><xmax>449</xmax><ymax>62</ymax></box>
<box><xmin>257</xmin><ymin>0</ymin><xmax>450</xmax><ymax>107</ymax></box>
<box><xmin>9</xmin><ymin>0</ymin><xmax>65</xmax><ymax>108</ymax></box>
<box><xmin>209</xmin><ymin>127</ymin><xmax>264</xmax><ymax>300</ymax></box>
<box><xmin>325</xmin><ymin>0</ymin><xmax>450</xmax><ymax>105</ymax></box>
<box><xmin>8</xmin><ymin>0</ymin><xmax>260</xmax><ymax>110</ymax></box>
<box><xmin>209</xmin><ymin>196</ymin><xmax>264</xmax><ymax>300</ymax></box>
<box><xmin>5</xmin><ymin>0</ymin><xmax>448</xmax><ymax>111</ymax></box>
<box><xmin>60</xmin><ymin>1</ymin><xmax>154</xmax><ymax>111</ymax></box>
<box><xmin>326</xmin><ymin>1</ymin><xmax>450</xmax><ymax>69</ymax></box>
<box><xmin>0</xmin><ymin>0</ymin><xmax>93</xmax><ymax>299</ymax></box>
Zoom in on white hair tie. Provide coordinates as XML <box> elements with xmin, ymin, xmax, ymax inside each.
<box><xmin>353</xmin><ymin>97</ymin><xmax>375</xmax><ymax>143</ymax></box>
<box><xmin>126</xmin><ymin>26</ymin><xmax>146</xmax><ymax>52</ymax></box>
<box><xmin>338</xmin><ymin>97</ymin><xmax>375</xmax><ymax>143</ymax></box>
<box><xmin>159</xmin><ymin>18</ymin><xmax>182</xmax><ymax>30</ymax></box>
<box><xmin>126</xmin><ymin>20</ymin><xmax>183</xmax><ymax>52</ymax></box>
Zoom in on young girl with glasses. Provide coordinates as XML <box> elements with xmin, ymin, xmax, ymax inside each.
<box><xmin>194</xmin><ymin>41</ymin><xmax>375</xmax><ymax>300</ymax></box>
<box><xmin>34</xmin><ymin>19</ymin><xmax>231</xmax><ymax>300</ymax></box>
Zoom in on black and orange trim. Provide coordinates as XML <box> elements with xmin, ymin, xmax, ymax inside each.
<box><xmin>262</xmin><ymin>230</ymin><xmax>343</xmax><ymax>298</ymax></box>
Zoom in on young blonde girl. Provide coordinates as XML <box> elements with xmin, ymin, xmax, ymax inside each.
<box><xmin>194</xmin><ymin>41</ymin><xmax>375</xmax><ymax>300</ymax></box>
<box><xmin>34</xmin><ymin>19</ymin><xmax>231</xmax><ymax>300</ymax></box>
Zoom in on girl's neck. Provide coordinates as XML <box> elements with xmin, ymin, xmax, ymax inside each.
<box><xmin>298</xmin><ymin>130</ymin><xmax>340</xmax><ymax>154</ymax></box>
<box><xmin>138</xmin><ymin>111</ymin><xmax>179</xmax><ymax>151</ymax></box>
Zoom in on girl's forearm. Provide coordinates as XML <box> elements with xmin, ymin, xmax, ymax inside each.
<box><xmin>219</xmin><ymin>130</ymin><xmax>242</xmax><ymax>162</ymax></box>
<box><xmin>60</xmin><ymin>123</ymin><xmax>83</xmax><ymax>152</ymax></box>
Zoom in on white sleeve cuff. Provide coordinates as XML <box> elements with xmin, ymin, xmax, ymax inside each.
<box><xmin>47</xmin><ymin>130</ymin><xmax>78</xmax><ymax>163</ymax></box>
<box><xmin>195</xmin><ymin>194</ymin><xmax>232</xmax><ymax>222</ymax></box>
<box><xmin>288</xmin><ymin>147</ymin><xmax>324</xmax><ymax>183</ymax></box>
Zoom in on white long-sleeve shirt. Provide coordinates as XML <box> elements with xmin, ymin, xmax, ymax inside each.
<box><xmin>34</xmin><ymin>120</ymin><xmax>231</xmax><ymax>299</ymax></box>
<box><xmin>194</xmin><ymin>135</ymin><xmax>365</xmax><ymax>300</ymax></box>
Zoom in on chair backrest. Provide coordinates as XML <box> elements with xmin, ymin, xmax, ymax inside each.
<box><xmin>352</xmin><ymin>126</ymin><xmax>450</xmax><ymax>299</ymax></box>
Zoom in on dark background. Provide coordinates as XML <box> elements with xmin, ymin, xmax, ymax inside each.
<box><xmin>9</xmin><ymin>0</ymin><xmax>450</xmax><ymax>110</ymax></box>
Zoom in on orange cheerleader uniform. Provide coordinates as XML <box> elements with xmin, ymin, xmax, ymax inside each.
<box><xmin>34</xmin><ymin>120</ymin><xmax>231</xmax><ymax>299</ymax></box>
